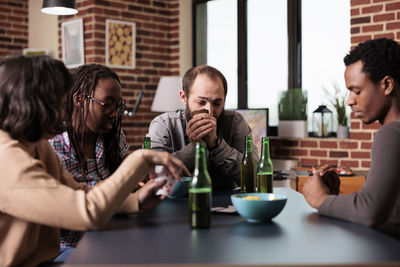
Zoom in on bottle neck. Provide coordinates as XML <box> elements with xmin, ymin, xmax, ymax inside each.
<box><xmin>260</xmin><ymin>139</ymin><xmax>270</xmax><ymax>160</ymax></box>
<box><xmin>194</xmin><ymin>143</ymin><xmax>208</xmax><ymax>176</ymax></box>
<box><xmin>245</xmin><ymin>137</ymin><xmax>252</xmax><ymax>154</ymax></box>
<box><xmin>143</xmin><ymin>138</ymin><xmax>151</xmax><ymax>149</ymax></box>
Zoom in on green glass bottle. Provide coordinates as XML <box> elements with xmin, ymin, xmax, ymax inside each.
<box><xmin>189</xmin><ymin>142</ymin><xmax>212</xmax><ymax>228</ymax></box>
<box><xmin>257</xmin><ymin>137</ymin><xmax>273</xmax><ymax>193</ymax></box>
<box><xmin>143</xmin><ymin>137</ymin><xmax>151</xmax><ymax>149</ymax></box>
<box><xmin>240</xmin><ymin>136</ymin><xmax>255</xmax><ymax>193</ymax></box>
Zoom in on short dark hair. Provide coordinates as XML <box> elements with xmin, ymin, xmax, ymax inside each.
<box><xmin>344</xmin><ymin>38</ymin><xmax>400</xmax><ymax>85</ymax></box>
<box><xmin>0</xmin><ymin>55</ymin><xmax>72</xmax><ymax>142</ymax></box>
<box><xmin>182</xmin><ymin>65</ymin><xmax>228</xmax><ymax>97</ymax></box>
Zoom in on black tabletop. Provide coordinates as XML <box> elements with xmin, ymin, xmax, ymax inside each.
<box><xmin>67</xmin><ymin>188</ymin><xmax>400</xmax><ymax>265</ymax></box>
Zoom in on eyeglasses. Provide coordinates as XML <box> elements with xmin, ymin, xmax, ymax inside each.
<box><xmin>86</xmin><ymin>95</ymin><xmax>127</xmax><ymax>114</ymax></box>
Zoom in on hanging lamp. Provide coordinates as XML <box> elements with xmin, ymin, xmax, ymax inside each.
<box><xmin>41</xmin><ymin>0</ymin><xmax>78</xmax><ymax>15</ymax></box>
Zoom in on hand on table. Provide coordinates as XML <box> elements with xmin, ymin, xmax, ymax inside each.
<box><xmin>186</xmin><ymin>113</ymin><xmax>218</xmax><ymax>148</ymax></box>
<box><xmin>303</xmin><ymin>165</ymin><xmax>331</xmax><ymax>209</ymax></box>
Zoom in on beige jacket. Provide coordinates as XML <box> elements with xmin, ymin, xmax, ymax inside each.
<box><xmin>0</xmin><ymin>130</ymin><xmax>147</xmax><ymax>266</ymax></box>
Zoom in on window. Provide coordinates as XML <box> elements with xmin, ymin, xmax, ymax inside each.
<box><xmin>194</xmin><ymin>0</ymin><xmax>350</xmax><ymax>130</ymax></box>
<box><xmin>302</xmin><ymin>0</ymin><xmax>350</xmax><ymax>129</ymax></box>
<box><xmin>247</xmin><ymin>0</ymin><xmax>288</xmax><ymax>126</ymax></box>
<box><xmin>195</xmin><ymin>0</ymin><xmax>238</xmax><ymax>109</ymax></box>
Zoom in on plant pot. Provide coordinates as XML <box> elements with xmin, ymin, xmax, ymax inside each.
<box><xmin>336</xmin><ymin>125</ymin><xmax>349</xmax><ymax>139</ymax></box>
<box><xmin>278</xmin><ymin>120</ymin><xmax>308</xmax><ymax>138</ymax></box>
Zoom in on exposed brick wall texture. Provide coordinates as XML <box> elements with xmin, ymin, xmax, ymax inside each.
<box><xmin>58</xmin><ymin>0</ymin><xmax>179</xmax><ymax>150</ymax></box>
<box><xmin>0</xmin><ymin>0</ymin><xmax>28</xmax><ymax>59</ymax></box>
<box><xmin>271</xmin><ymin>0</ymin><xmax>400</xmax><ymax>170</ymax></box>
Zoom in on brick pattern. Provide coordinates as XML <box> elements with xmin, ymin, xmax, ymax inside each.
<box><xmin>0</xmin><ymin>0</ymin><xmax>28</xmax><ymax>59</ymax></box>
<box><xmin>270</xmin><ymin>0</ymin><xmax>400</xmax><ymax>171</ymax></box>
<box><xmin>58</xmin><ymin>0</ymin><xmax>179</xmax><ymax>150</ymax></box>
<box><xmin>350</xmin><ymin>0</ymin><xmax>400</xmax><ymax>47</ymax></box>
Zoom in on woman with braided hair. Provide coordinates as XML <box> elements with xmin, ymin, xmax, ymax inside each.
<box><xmin>0</xmin><ymin>56</ymin><xmax>189</xmax><ymax>266</ymax></box>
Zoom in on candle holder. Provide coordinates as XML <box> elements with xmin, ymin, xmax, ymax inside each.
<box><xmin>312</xmin><ymin>105</ymin><xmax>333</xmax><ymax>137</ymax></box>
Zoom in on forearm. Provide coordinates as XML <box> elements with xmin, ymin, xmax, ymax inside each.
<box><xmin>0</xmin><ymin>150</ymin><xmax>149</xmax><ymax>231</ymax></box>
<box><xmin>172</xmin><ymin>143</ymin><xmax>196</xmax><ymax>172</ymax></box>
<box><xmin>209</xmin><ymin>138</ymin><xmax>242</xmax><ymax>185</ymax></box>
<box><xmin>319</xmin><ymin>123</ymin><xmax>400</xmax><ymax>226</ymax></box>
<box><xmin>117</xmin><ymin>191</ymin><xmax>140</xmax><ymax>214</ymax></box>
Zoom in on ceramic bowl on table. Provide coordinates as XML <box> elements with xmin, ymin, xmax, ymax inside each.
<box><xmin>231</xmin><ymin>193</ymin><xmax>287</xmax><ymax>223</ymax></box>
<box><xmin>170</xmin><ymin>176</ymin><xmax>192</xmax><ymax>198</ymax></box>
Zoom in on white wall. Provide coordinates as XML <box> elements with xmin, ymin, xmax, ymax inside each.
<box><xmin>179</xmin><ymin>0</ymin><xmax>192</xmax><ymax>76</ymax></box>
<box><xmin>28</xmin><ymin>0</ymin><xmax>59</xmax><ymax>58</ymax></box>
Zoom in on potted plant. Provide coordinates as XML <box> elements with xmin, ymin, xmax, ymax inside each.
<box><xmin>324</xmin><ymin>83</ymin><xmax>349</xmax><ymax>138</ymax></box>
<box><xmin>278</xmin><ymin>88</ymin><xmax>308</xmax><ymax>138</ymax></box>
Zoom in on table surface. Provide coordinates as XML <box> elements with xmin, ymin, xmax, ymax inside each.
<box><xmin>67</xmin><ymin>188</ymin><xmax>400</xmax><ymax>266</ymax></box>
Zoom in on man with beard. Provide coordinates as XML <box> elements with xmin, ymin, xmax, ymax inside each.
<box><xmin>303</xmin><ymin>38</ymin><xmax>400</xmax><ymax>238</ymax></box>
<box><xmin>147</xmin><ymin>65</ymin><xmax>258</xmax><ymax>190</ymax></box>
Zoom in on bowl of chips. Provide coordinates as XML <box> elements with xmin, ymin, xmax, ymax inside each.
<box><xmin>231</xmin><ymin>193</ymin><xmax>287</xmax><ymax>223</ymax></box>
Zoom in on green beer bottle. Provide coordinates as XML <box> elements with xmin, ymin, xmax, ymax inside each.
<box><xmin>240</xmin><ymin>136</ymin><xmax>255</xmax><ymax>193</ymax></box>
<box><xmin>257</xmin><ymin>137</ymin><xmax>273</xmax><ymax>193</ymax></box>
<box><xmin>143</xmin><ymin>136</ymin><xmax>151</xmax><ymax>149</ymax></box>
<box><xmin>189</xmin><ymin>142</ymin><xmax>212</xmax><ymax>228</ymax></box>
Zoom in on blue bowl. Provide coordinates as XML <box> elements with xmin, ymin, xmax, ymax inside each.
<box><xmin>171</xmin><ymin>177</ymin><xmax>192</xmax><ymax>198</ymax></box>
<box><xmin>231</xmin><ymin>193</ymin><xmax>287</xmax><ymax>223</ymax></box>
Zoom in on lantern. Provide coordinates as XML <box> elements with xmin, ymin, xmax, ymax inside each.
<box><xmin>312</xmin><ymin>105</ymin><xmax>333</xmax><ymax>137</ymax></box>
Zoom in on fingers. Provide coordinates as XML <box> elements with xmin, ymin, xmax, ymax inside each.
<box><xmin>188</xmin><ymin>127</ymin><xmax>213</xmax><ymax>142</ymax></box>
<box><xmin>186</xmin><ymin>115</ymin><xmax>216</xmax><ymax>142</ymax></box>
<box><xmin>141</xmin><ymin>150</ymin><xmax>192</xmax><ymax>180</ymax></box>
<box><xmin>162</xmin><ymin>153</ymin><xmax>191</xmax><ymax>180</ymax></box>
<box><xmin>317</xmin><ymin>164</ymin><xmax>335</xmax><ymax>176</ymax></box>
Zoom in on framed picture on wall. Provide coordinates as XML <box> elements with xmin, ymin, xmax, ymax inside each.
<box><xmin>234</xmin><ymin>108</ymin><xmax>269</xmax><ymax>154</ymax></box>
<box><xmin>61</xmin><ymin>18</ymin><xmax>84</xmax><ymax>69</ymax></box>
<box><xmin>106</xmin><ymin>19</ymin><xmax>136</xmax><ymax>69</ymax></box>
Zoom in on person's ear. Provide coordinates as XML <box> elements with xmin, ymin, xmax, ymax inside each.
<box><xmin>382</xmin><ymin>75</ymin><xmax>395</xmax><ymax>96</ymax></box>
<box><xmin>179</xmin><ymin>90</ymin><xmax>188</xmax><ymax>105</ymax></box>
<box><xmin>73</xmin><ymin>92</ymin><xmax>82</xmax><ymax>107</ymax></box>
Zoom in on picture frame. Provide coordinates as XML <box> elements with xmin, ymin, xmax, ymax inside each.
<box><xmin>106</xmin><ymin>19</ymin><xmax>136</xmax><ymax>69</ymax></box>
<box><xmin>61</xmin><ymin>18</ymin><xmax>84</xmax><ymax>69</ymax></box>
<box><xmin>234</xmin><ymin>108</ymin><xmax>269</xmax><ymax>154</ymax></box>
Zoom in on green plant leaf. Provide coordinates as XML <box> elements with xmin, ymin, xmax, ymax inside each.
<box><xmin>278</xmin><ymin>88</ymin><xmax>307</xmax><ymax>120</ymax></box>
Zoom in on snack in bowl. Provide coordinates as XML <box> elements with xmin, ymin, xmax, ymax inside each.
<box><xmin>231</xmin><ymin>193</ymin><xmax>287</xmax><ymax>223</ymax></box>
<box><xmin>243</xmin><ymin>195</ymin><xmax>261</xmax><ymax>200</ymax></box>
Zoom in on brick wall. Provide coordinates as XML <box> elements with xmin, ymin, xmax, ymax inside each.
<box><xmin>58</xmin><ymin>0</ymin><xmax>180</xmax><ymax>150</ymax></box>
<box><xmin>0</xmin><ymin>0</ymin><xmax>28</xmax><ymax>58</ymax></box>
<box><xmin>271</xmin><ymin>0</ymin><xmax>400</xmax><ymax>170</ymax></box>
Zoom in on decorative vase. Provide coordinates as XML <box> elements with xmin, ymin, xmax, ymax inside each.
<box><xmin>278</xmin><ymin>120</ymin><xmax>308</xmax><ymax>138</ymax></box>
<box><xmin>336</xmin><ymin>125</ymin><xmax>349</xmax><ymax>139</ymax></box>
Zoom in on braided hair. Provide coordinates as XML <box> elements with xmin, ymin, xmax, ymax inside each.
<box><xmin>64</xmin><ymin>64</ymin><xmax>123</xmax><ymax>178</ymax></box>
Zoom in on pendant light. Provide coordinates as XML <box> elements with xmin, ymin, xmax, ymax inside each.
<box><xmin>41</xmin><ymin>0</ymin><xmax>78</xmax><ymax>15</ymax></box>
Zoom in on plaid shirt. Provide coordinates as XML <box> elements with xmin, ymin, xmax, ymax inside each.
<box><xmin>48</xmin><ymin>130</ymin><xmax>129</xmax><ymax>248</ymax></box>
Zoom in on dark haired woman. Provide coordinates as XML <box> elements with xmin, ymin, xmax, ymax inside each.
<box><xmin>0</xmin><ymin>56</ymin><xmax>189</xmax><ymax>266</ymax></box>
<box><xmin>49</xmin><ymin>64</ymin><xmax>131</xmax><ymax>252</ymax></box>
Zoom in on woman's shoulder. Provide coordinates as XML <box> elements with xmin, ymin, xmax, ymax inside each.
<box><xmin>48</xmin><ymin>131</ymin><xmax>70</xmax><ymax>153</ymax></box>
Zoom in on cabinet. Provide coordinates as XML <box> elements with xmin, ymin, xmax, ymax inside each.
<box><xmin>290</xmin><ymin>168</ymin><xmax>366</xmax><ymax>195</ymax></box>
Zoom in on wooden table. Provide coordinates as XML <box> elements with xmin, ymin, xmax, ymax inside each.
<box><xmin>290</xmin><ymin>167</ymin><xmax>366</xmax><ymax>195</ymax></box>
<box><xmin>66</xmin><ymin>188</ymin><xmax>400</xmax><ymax>266</ymax></box>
